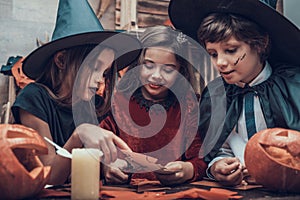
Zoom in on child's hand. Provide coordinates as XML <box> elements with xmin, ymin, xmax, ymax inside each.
<box><xmin>74</xmin><ymin>123</ymin><xmax>132</xmax><ymax>164</ymax></box>
<box><xmin>210</xmin><ymin>157</ymin><xmax>243</xmax><ymax>186</ymax></box>
<box><xmin>103</xmin><ymin>159</ymin><xmax>130</xmax><ymax>184</ymax></box>
<box><xmin>242</xmin><ymin>168</ymin><xmax>257</xmax><ymax>185</ymax></box>
<box><xmin>154</xmin><ymin>161</ymin><xmax>194</xmax><ymax>185</ymax></box>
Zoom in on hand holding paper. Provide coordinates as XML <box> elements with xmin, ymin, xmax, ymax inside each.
<box><xmin>155</xmin><ymin>161</ymin><xmax>194</xmax><ymax>185</ymax></box>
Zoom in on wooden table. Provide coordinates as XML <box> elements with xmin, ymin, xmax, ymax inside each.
<box><xmin>38</xmin><ymin>180</ymin><xmax>300</xmax><ymax>200</ymax></box>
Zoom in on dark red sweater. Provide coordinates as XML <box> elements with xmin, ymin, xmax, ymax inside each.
<box><xmin>100</xmin><ymin>89</ymin><xmax>207</xmax><ymax>182</ymax></box>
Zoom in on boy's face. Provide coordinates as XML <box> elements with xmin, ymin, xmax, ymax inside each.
<box><xmin>139</xmin><ymin>47</ymin><xmax>180</xmax><ymax>101</ymax></box>
<box><xmin>206</xmin><ymin>36</ymin><xmax>264</xmax><ymax>85</ymax></box>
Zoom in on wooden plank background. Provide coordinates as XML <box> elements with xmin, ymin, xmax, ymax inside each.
<box><xmin>115</xmin><ymin>0</ymin><xmax>170</xmax><ymax>29</ymax></box>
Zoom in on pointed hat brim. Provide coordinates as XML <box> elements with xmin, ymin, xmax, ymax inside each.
<box><xmin>169</xmin><ymin>0</ymin><xmax>300</xmax><ymax>66</ymax></box>
<box><xmin>23</xmin><ymin>31</ymin><xmax>141</xmax><ymax>80</ymax></box>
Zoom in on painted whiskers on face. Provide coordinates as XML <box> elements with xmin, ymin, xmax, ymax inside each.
<box><xmin>234</xmin><ymin>53</ymin><xmax>246</xmax><ymax>66</ymax></box>
<box><xmin>206</xmin><ymin>36</ymin><xmax>263</xmax><ymax>84</ymax></box>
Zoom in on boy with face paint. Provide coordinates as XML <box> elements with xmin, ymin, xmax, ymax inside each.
<box><xmin>169</xmin><ymin>0</ymin><xmax>300</xmax><ymax>186</ymax></box>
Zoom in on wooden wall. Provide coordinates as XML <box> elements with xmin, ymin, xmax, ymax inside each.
<box><xmin>115</xmin><ymin>0</ymin><xmax>170</xmax><ymax>30</ymax></box>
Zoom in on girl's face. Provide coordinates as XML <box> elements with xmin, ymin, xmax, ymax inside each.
<box><xmin>82</xmin><ymin>48</ymin><xmax>115</xmax><ymax>101</ymax></box>
<box><xmin>206</xmin><ymin>36</ymin><xmax>263</xmax><ymax>84</ymax></box>
<box><xmin>139</xmin><ymin>47</ymin><xmax>180</xmax><ymax>101</ymax></box>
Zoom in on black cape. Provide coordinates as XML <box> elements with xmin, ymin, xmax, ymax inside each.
<box><xmin>199</xmin><ymin>63</ymin><xmax>300</xmax><ymax>163</ymax></box>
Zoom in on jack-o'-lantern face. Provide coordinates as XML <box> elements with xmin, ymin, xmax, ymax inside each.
<box><xmin>245</xmin><ymin>128</ymin><xmax>300</xmax><ymax>193</ymax></box>
<box><xmin>0</xmin><ymin>124</ymin><xmax>51</xmax><ymax>199</ymax></box>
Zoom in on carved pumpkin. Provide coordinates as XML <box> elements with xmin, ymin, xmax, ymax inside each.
<box><xmin>0</xmin><ymin>124</ymin><xmax>51</xmax><ymax>199</ymax></box>
<box><xmin>11</xmin><ymin>56</ymin><xmax>34</xmax><ymax>89</ymax></box>
<box><xmin>245</xmin><ymin>128</ymin><xmax>300</xmax><ymax>193</ymax></box>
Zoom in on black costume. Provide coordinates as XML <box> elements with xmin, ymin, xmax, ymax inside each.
<box><xmin>12</xmin><ymin>83</ymin><xmax>103</xmax><ymax>146</ymax></box>
<box><xmin>199</xmin><ymin>63</ymin><xmax>300</xmax><ymax>163</ymax></box>
<box><xmin>12</xmin><ymin>83</ymin><xmax>75</xmax><ymax>146</ymax></box>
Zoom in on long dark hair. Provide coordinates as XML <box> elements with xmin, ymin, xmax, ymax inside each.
<box><xmin>36</xmin><ymin>44</ymin><xmax>96</xmax><ymax>105</ymax></box>
<box><xmin>36</xmin><ymin>44</ymin><xmax>117</xmax><ymax>117</ymax></box>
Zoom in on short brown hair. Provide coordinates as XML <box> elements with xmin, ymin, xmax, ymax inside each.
<box><xmin>197</xmin><ymin>13</ymin><xmax>271</xmax><ymax>63</ymax></box>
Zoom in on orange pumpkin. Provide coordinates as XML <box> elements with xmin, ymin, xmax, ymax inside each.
<box><xmin>245</xmin><ymin>128</ymin><xmax>300</xmax><ymax>193</ymax></box>
<box><xmin>0</xmin><ymin>124</ymin><xmax>51</xmax><ymax>199</ymax></box>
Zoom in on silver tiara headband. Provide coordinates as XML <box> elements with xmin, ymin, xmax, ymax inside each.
<box><xmin>176</xmin><ymin>32</ymin><xmax>187</xmax><ymax>44</ymax></box>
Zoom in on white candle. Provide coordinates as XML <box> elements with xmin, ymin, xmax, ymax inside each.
<box><xmin>71</xmin><ymin>148</ymin><xmax>101</xmax><ymax>200</ymax></box>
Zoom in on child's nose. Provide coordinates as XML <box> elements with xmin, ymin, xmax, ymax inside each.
<box><xmin>96</xmin><ymin>82</ymin><xmax>105</xmax><ymax>96</ymax></box>
<box><xmin>151</xmin><ymin>68</ymin><xmax>163</xmax><ymax>80</ymax></box>
<box><xmin>216</xmin><ymin>56</ymin><xmax>228</xmax><ymax>68</ymax></box>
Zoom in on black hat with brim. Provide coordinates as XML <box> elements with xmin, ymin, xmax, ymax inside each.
<box><xmin>23</xmin><ymin>0</ymin><xmax>141</xmax><ymax>80</ymax></box>
<box><xmin>23</xmin><ymin>31</ymin><xmax>141</xmax><ymax>80</ymax></box>
<box><xmin>169</xmin><ymin>0</ymin><xmax>300</xmax><ymax>66</ymax></box>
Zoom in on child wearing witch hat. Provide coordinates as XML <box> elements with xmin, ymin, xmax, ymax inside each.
<box><xmin>169</xmin><ymin>0</ymin><xmax>300</xmax><ymax>186</ymax></box>
<box><xmin>12</xmin><ymin>0</ymin><xmax>141</xmax><ymax>185</ymax></box>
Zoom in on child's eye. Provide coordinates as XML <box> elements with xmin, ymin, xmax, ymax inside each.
<box><xmin>226</xmin><ymin>48</ymin><xmax>237</xmax><ymax>54</ymax></box>
<box><xmin>143</xmin><ymin>62</ymin><xmax>154</xmax><ymax>69</ymax></box>
<box><xmin>163</xmin><ymin>66</ymin><xmax>175</xmax><ymax>73</ymax></box>
<box><xmin>92</xmin><ymin>62</ymin><xmax>102</xmax><ymax>72</ymax></box>
<box><xmin>94</xmin><ymin>66</ymin><xmax>100</xmax><ymax>72</ymax></box>
<box><xmin>208</xmin><ymin>52</ymin><xmax>218</xmax><ymax>58</ymax></box>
